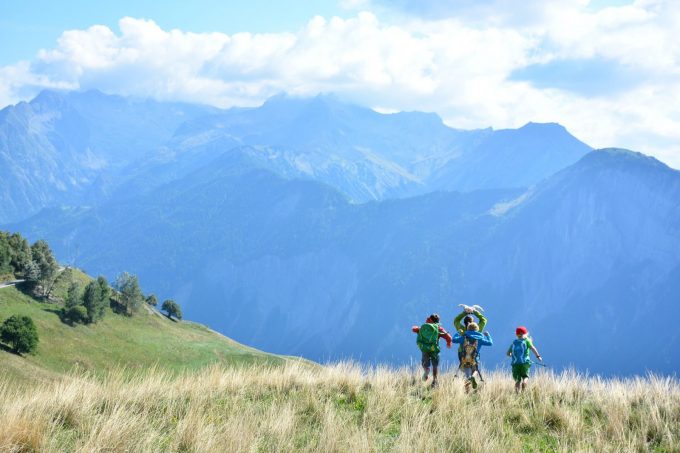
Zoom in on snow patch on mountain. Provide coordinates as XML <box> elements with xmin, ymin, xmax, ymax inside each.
<box><xmin>489</xmin><ymin>189</ymin><xmax>533</xmax><ymax>216</ymax></box>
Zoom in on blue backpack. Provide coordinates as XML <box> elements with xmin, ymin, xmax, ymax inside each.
<box><xmin>511</xmin><ymin>338</ymin><xmax>530</xmax><ymax>365</ymax></box>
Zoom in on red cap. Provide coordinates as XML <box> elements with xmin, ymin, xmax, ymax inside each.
<box><xmin>516</xmin><ymin>326</ymin><xmax>528</xmax><ymax>335</ymax></box>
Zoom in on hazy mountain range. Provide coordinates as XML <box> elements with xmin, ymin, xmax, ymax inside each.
<box><xmin>0</xmin><ymin>90</ymin><xmax>590</xmax><ymax>221</ymax></box>
<box><xmin>3</xmin><ymin>90</ymin><xmax>678</xmax><ymax>374</ymax></box>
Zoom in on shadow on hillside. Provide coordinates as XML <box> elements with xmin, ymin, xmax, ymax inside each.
<box><xmin>15</xmin><ymin>282</ymin><xmax>59</xmax><ymax>305</ymax></box>
<box><xmin>41</xmin><ymin>306</ymin><xmax>77</xmax><ymax>327</ymax></box>
<box><xmin>15</xmin><ymin>281</ymin><xmax>39</xmax><ymax>299</ymax></box>
<box><xmin>110</xmin><ymin>298</ymin><xmax>132</xmax><ymax>316</ymax></box>
<box><xmin>0</xmin><ymin>342</ymin><xmax>19</xmax><ymax>355</ymax></box>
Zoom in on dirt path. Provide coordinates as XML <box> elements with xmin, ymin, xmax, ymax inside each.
<box><xmin>0</xmin><ymin>280</ymin><xmax>25</xmax><ymax>290</ymax></box>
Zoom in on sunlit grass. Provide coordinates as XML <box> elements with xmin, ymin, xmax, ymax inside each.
<box><xmin>0</xmin><ymin>285</ymin><xmax>284</xmax><ymax>383</ymax></box>
<box><xmin>1</xmin><ymin>362</ymin><xmax>677</xmax><ymax>452</ymax></box>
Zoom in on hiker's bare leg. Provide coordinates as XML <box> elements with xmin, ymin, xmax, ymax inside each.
<box><xmin>422</xmin><ymin>366</ymin><xmax>430</xmax><ymax>381</ymax></box>
<box><xmin>515</xmin><ymin>380</ymin><xmax>521</xmax><ymax>393</ymax></box>
<box><xmin>470</xmin><ymin>372</ymin><xmax>479</xmax><ymax>392</ymax></box>
<box><xmin>432</xmin><ymin>366</ymin><xmax>438</xmax><ymax>386</ymax></box>
<box><xmin>521</xmin><ymin>377</ymin><xmax>528</xmax><ymax>392</ymax></box>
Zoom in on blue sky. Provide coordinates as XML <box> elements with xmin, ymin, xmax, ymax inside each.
<box><xmin>1</xmin><ymin>0</ymin><xmax>679</xmax><ymax>168</ymax></box>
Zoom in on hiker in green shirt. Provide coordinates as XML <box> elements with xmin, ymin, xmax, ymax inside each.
<box><xmin>453</xmin><ymin>305</ymin><xmax>487</xmax><ymax>367</ymax></box>
<box><xmin>507</xmin><ymin>326</ymin><xmax>542</xmax><ymax>393</ymax></box>
<box><xmin>453</xmin><ymin>305</ymin><xmax>487</xmax><ymax>334</ymax></box>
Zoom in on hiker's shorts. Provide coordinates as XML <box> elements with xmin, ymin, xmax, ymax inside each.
<box><xmin>512</xmin><ymin>363</ymin><xmax>531</xmax><ymax>381</ymax></box>
<box><xmin>462</xmin><ymin>366</ymin><xmax>475</xmax><ymax>379</ymax></box>
<box><xmin>421</xmin><ymin>351</ymin><xmax>440</xmax><ymax>369</ymax></box>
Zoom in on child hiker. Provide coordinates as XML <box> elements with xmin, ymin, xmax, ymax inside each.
<box><xmin>453</xmin><ymin>305</ymin><xmax>487</xmax><ymax>368</ymax></box>
<box><xmin>452</xmin><ymin>322</ymin><xmax>493</xmax><ymax>393</ymax></box>
<box><xmin>507</xmin><ymin>326</ymin><xmax>542</xmax><ymax>393</ymax></box>
<box><xmin>454</xmin><ymin>305</ymin><xmax>487</xmax><ymax>334</ymax></box>
<box><xmin>412</xmin><ymin>313</ymin><xmax>452</xmax><ymax>388</ymax></box>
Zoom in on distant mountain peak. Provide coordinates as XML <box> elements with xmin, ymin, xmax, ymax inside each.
<box><xmin>579</xmin><ymin>148</ymin><xmax>672</xmax><ymax>172</ymax></box>
<box><xmin>515</xmin><ymin>122</ymin><xmax>573</xmax><ymax>136</ymax></box>
<box><xmin>534</xmin><ymin>147</ymin><xmax>679</xmax><ymax>199</ymax></box>
<box><xmin>262</xmin><ymin>92</ymin><xmax>344</xmax><ymax>108</ymax></box>
<box><xmin>29</xmin><ymin>88</ymin><xmax>118</xmax><ymax>109</ymax></box>
<box><xmin>594</xmin><ymin>147</ymin><xmax>659</xmax><ymax>160</ymax></box>
<box><xmin>522</xmin><ymin>120</ymin><xmax>565</xmax><ymax>129</ymax></box>
<box><xmin>30</xmin><ymin>89</ymin><xmax>68</xmax><ymax>107</ymax></box>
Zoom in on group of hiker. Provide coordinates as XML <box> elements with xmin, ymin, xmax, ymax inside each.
<box><xmin>412</xmin><ymin>304</ymin><xmax>542</xmax><ymax>392</ymax></box>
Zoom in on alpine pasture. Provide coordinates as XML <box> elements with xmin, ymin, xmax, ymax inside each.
<box><xmin>1</xmin><ymin>362</ymin><xmax>678</xmax><ymax>452</ymax></box>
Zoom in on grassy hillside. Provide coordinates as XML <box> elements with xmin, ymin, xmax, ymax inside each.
<box><xmin>0</xmin><ymin>282</ymin><xmax>286</xmax><ymax>383</ymax></box>
<box><xmin>0</xmin><ymin>362</ymin><xmax>678</xmax><ymax>452</ymax></box>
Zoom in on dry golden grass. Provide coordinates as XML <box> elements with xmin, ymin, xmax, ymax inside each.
<box><xmin>0</xmin><ymin>362</ymin><xmax>678</xmax><ymax>452</ymax></box>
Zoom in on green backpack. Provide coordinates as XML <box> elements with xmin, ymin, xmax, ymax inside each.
<box><xmin>417</xmin><ymin>323</ymin><xmax>440</xmax><ymax>353</ymax></box>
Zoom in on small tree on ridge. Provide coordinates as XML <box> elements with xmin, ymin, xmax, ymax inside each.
<box><xmin>146</xmin><ymin>294</ymin><xmax>158</xmax><ymax>307</ymax></box>
<box><xmin>114</xmin><ymin>272</ymin><xmax>143</xmax><ymax>316</ymax></box>
<box><xmin>161</xmin><ymin>300</ymin><xmax>182</xmax><ymax>321</ymax></box>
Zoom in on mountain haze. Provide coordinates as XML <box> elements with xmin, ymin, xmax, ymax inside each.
<box><xmin>10</xmin><ymin>146</ymin><xmax>680</xmax><ymax>373</ymax></box>
<box><xmin>0</xmin><ymin>90</ymin><xmax>590</xmax><ymax>223</ymax></box>
<box><xmin>0</xmin><ymin>90</ymin><xmax>216</xmax><ymax>222</ymax></box>
<box><xmin>3</xmin><ymin>90</ymin><xmax>677</xmax><ymax>374</ymax></box>
<box><xmin>465</xmin><ymin>149</ymin><xmax>680</xmax><ymax>373</ymax></box>
<box><xmin>430</xmin><ymin>122</ymin><xmax>592</xmax><ymax>191</ymax></box>
<box><xmin>158</xmin><ymin>94</ymin><xmax>591</xmax><ymax>200</ymax></box>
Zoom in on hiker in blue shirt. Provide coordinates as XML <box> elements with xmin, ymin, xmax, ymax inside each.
<box><xmin>507</xmin><ymin>326</ymin><xmax>542</xmax><ymax>393</ymax></box>
<box><xmin>451</xmin><ymin>322</ymin><xmax>493</xmax><ymax>393</ymax></box>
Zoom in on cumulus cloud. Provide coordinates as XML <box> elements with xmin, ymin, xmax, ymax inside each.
<box><xmin>0</xmin><ymin>1</ymin><xmax>679</xmax><ymax>167</ymax></box>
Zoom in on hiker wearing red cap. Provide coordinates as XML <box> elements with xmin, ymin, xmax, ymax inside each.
<box><xmin>412</xmin><ymin>313</ymin><xmax>452</xmax><ymax>388</ymax></box>
<box><xmin>507</xmin><ymin>326</ymin><xmax>542</xmax><ymax>392</ymax></box>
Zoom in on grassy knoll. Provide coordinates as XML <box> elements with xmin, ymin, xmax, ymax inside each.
<box><xmin>0</xmin><ymin>362</ymin><xmax>678</xmax><ymax>452</ymax></box>
<box><xmin>50</xmin><ymin>267</ymin><xmax>92</xmax><ymax>300</ymax></box>
<box><xmin>0</xmin><ymin>284</ymin><xmax>285</xmax><ymax>383</ymax></box>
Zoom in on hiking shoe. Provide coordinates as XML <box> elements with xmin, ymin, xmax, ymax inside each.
<box><xmin>431</xmin><ymin>380</ymin><xmax>438</xmax><ymax>389</ymax></box>
<box><xmin>470</xmin><ymin>376</ymin><xmax>478</xmax><ymax>390</ymax></box>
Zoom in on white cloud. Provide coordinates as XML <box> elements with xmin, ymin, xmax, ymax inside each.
<box><xmin>0</xmin><ymin>2</ymin><xmax>679</xmax><ymax>167</ymax></box>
